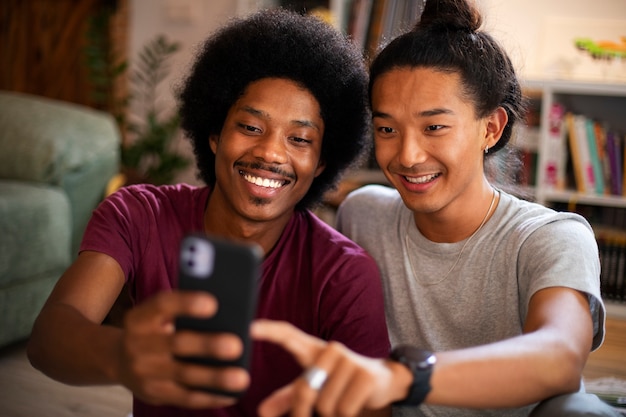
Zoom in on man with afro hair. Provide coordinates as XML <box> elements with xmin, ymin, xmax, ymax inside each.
<box><xmin>27</xmin><ymin>8</ymin><xmax>390</xmax><ymax>417</ymax></box>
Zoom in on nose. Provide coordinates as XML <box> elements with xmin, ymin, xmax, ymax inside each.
<box><xmin>397</xmin><ymin>132</ymin><xmax>428</xmax><ymax>168</ymax></box>
<box><xmin>252</xmin><ymin>130</ymin><xmax>288</xmax><ymax>164</ymax></box>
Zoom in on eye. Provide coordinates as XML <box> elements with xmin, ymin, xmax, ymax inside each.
<box><xmin>290</xmin><ymin>136</ymin><xmax>313</xmax><ymax>146</ymax></box>
<box><xmin>237</xmin><ymin>123</ymin><xmax>261</xmax><ymax>134</ymax></box>
<box><xmin>375</xmin><ymin>126</ymin><xmax>396</xmax><ymax>138</ymax></box>
<box><xmin>425</xmin><ymin>124</ymin><xmax>445</xmax><ymax>132</ymax></box>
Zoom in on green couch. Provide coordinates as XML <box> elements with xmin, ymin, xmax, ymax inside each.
<box><xmin>0</xmin><ymin>91</ymin><xmax>120</xmax><ymax>348</ymax></box>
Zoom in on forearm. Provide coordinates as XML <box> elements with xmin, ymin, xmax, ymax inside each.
<box><xmin>426</xmin><ymin>331</ymin><xmax>585</xmax><ymax>408</ymax></box>
<box><xmin>28</xmin><ymin>302</ymin><xmax>124</xmax><ymax>386</ymax></box>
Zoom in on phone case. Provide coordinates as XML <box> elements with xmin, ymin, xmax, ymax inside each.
<box><xmin>175</xmin><ymin>234</ymin><xmax>261</xmax><ymax>396</ymax></box>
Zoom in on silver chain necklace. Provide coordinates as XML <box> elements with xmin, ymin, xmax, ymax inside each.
<box><xmin>405</xmin><ymin>188</ymin><xmax>498</xmax><ymax>286</ymax></box>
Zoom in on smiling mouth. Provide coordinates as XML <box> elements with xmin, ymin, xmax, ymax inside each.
<box><xmin>240</xmin><ymin>171</ymin><xmax>289</xmax><ymax>189</ymax></box>
<box><xmin>404</xmin><ymin>173</ymin><xmax>441</xmax><ymax>184</ymax></box>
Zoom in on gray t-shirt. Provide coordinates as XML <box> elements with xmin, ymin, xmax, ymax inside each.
<box><xmin>336</xmin><ymin>185</ymin><xmax>605</xmax><ymax>417</ymax></box>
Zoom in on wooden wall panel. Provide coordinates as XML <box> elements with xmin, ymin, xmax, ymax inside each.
<box><xmin>0</xmin><ymin>0</ymin><xmax>127</xmax><ymax>112</ymax></box>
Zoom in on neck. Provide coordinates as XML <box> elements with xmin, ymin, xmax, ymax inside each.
<box><xmin>203</xmin><ymin>189</ymin><xmax>292</xmax><ymax>256</ymax></box>
<box><xmin>414</xmin><ymin>185</ymin><xmax>498</xmax><ymax>243</ymax></box>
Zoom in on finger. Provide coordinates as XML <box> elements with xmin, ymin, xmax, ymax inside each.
<box><xmin>258</xmin><ymin>384</ymin><xmax>296</xmax><ymax>417</ymax></box>
<box><xmin>291</xmin><ymin>375</ymin><xmax>321</xmax><ymax>417</ymax></box>
<box><xmin>180</xmin><ymin>387</ymin><xmax>238</xmax><ymax>409</ymax></box>
<box><xmin>174</xmin><ymin>363</ymin><xmax>250</xmax><ymax>395</ymax></box>
<box><xmin>290</xmin><ymin>343</ymin><xmax>344</xmax><ymax>417</ymax></box>
<box><xmin>316</xmin><ymin>350</ymin><xmax>357</xmax><ymax>416</ymax></box>
<box><xmin>338</xmin><ymin>359</ymin><xmax>396</xmax><ymax>412</ymax></box>
<box><xmin>172</xmin><ymin>331</ymin><xmax>243</xmax><ymax>360</ymax></box>
<box><xmin>250</xmin><ymin>319</ymin><xmax>325</xmax><ymax>367</ymax></box>
<box><xmin>125</xmin><ymin>291</ymin><xmax>217</xmax><ymax>334</ymax></box>
<box><xmin>136</xmin><ymin>377</ymin><xmax>238</xmax><ymax>409</ymax></box>
<box><xmin>336</xmin><ymin>369</ymin><xmax>380</xmax><ymax>416</ymax></box>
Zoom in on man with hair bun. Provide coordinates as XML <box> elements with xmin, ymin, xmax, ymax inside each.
<box><xmin>252</xmin><ymin>0</ymin><xmax>620</xmax><ymax>416</ymax></box>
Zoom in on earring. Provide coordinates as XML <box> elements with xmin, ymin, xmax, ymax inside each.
<box><xmin>484</xmin><ymin>146</ymin><xmax>489</xmax><ymax>154</ymax></box>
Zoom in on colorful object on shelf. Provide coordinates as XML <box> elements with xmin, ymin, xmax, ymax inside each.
<box><xmin>574</xmin><ymin>36</ymin><xmax>626</xmax><ymax>60</ymax></box>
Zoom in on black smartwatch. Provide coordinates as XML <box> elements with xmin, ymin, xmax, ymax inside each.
<box><xmin>389</xmin><ymin>345</ymin><xmax>436</xmax><ymax>406</ymax></box>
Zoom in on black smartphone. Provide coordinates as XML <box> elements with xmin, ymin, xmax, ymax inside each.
<box><xmin>175</xmin><ymin>234</ymin><xmax>261</xmax><ymax>396</ymax></box>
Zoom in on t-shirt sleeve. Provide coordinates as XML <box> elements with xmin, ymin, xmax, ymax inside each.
<box><xmin>518</xmin><ymin>215</ymin><xmax>605</xmax><ymax>350</ymax></box>
<box><xmin>80</xmin><ymin>186</ymin><xmax>147</xmax><ymax>280</ymax></box>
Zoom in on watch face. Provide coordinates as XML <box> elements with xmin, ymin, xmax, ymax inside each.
<box><xmin>392</xmin><ymin>345</ymin><xmax>436</xmax><ymax>370</ymax></box>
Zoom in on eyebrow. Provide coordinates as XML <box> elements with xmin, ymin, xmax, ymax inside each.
<box><xmin>372</xmin><ymin>108</ymin><xmax>454</xmax><ymax>119</ymax></box>
<box><xmin>240</xmin><ymin>105</ymin><xmax>321</xmax><ymax>132</ymax></box>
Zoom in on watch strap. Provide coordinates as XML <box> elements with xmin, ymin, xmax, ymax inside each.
<box><xmin>390</xmin><ymin>346</ymin><xmax>435</xmax><ymax>406</ymax></box>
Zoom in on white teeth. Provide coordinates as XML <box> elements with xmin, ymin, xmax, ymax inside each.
<box><xmin>405</xmin><ymin>173</ymin><xmax>438</xmax><ymax>184</ymax></box>
<box><xmin>243</xmin><ymin>173</ymin><xmax>283</xmax><ymax>189</ymax></box>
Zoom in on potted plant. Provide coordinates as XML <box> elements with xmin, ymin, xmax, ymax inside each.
<box><xmin>85</xmin><ymin>18</ymin><xmax>190</xmax><ymax>185</ymax></box>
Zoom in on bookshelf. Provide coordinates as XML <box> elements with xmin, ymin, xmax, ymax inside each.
<box><xmin>236</xmin><ymin>0</ymin><xmax>424</xmax><ymax>51</ymax></box>
<box><xmin>524</xmin><ymin>79</ymin><xmax>626</xmax><ymax>317</ymax></box>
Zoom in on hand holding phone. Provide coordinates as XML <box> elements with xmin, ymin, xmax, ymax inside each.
<box><xmin>175</xmin><ymin>234</ymin><xmax>261</xmax><ymax>396</ymax></box>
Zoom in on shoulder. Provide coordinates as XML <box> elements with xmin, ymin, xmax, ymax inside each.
<box><xmin>110</xmin><ymin>183</ymin><xmax>204</xmax><ymax>202</ymax></box>
<box><xmin>336</xmin><ymin>184</ymin><xmax>403</xmax><ymax>240</ymax></box>
<box><xmin>298</xmin><ymin>210</ymin><xmax>375</xmax><ymax>257</ymax></box>
<box><xmin>103</xmin><ymin>183</ymin><xmax>207</xmax><ymax>213</ymax></box>
<box><xmin>281</xmin><ymin>210</ymin><xmax>380</xmax><ymax>281</ymax></box>
<box><xmin>341</xmin><ymin>184</ymin><xmax>399</xmax><ymax>209</ymax></box>
<box><xmin>337</xmin><ymin>184</ymin><xmax>400</xmax><ymax>223</ymax></box>
<box><xmin>499</xmin><ymin>191</ymin><xmax>594</xmax><ymax>240</ymax></box>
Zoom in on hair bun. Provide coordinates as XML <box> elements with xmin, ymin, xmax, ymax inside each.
<box><xmin>417</xmin><ymin>0</ymin><xmax>482</xmax><ymax>32</ymax></box>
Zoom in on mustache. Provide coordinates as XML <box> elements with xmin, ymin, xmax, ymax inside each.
<box><xmin>234</xmin><ymin>161</ymin><xmax>297</xmax><ymax>181</ymax></box>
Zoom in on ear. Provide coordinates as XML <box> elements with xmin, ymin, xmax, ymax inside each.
<box><xmin>483</xmin><ymin>107</ymin><xmax>508</xmax><ymax>151</ymax></box>
<box><xmin>209</xmin><ymin>134</ymin><xmax>219</xmax><ymax>154</ymax></box>
<box><xmin>314</xmin><ymin>159</ymin><xmax>326</xmax><ymax>178</ymax></box>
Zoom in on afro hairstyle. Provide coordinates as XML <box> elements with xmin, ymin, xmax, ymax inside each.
<box><xmin>177</xmin><ymin>8</ymin><xmax>371</xmax><ymax>209</ymax></box>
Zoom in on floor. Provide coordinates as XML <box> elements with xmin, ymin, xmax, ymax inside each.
<box><xmin>0</xmin><ymin>341</ymin><xmax>132</xmax><ymax>417</ymax></box>
<box><xmin>584</xmin><ymin>316</ymin><xmax>626</xmax><ymax>381</ymax></box>
<box><xmin>0</xmin><ymin>317</ymin><xmax>624</xmax><ymax>417</ymax></box>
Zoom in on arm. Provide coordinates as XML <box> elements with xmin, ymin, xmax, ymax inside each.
<box><xmin>427</xmin><ymin>286</ymin><xmax>592</xmax><ymax>408</ymax></box>
<box><xmin>27</xmin><ymin>250</ymin><xmax>248</xmax><ymax>409</ymax></box>
<box><xmin>252</xmin><ymin>286</ymin><xmax>593</xmax><ymax>416</ymax></box>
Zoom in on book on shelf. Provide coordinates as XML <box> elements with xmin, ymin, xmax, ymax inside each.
<box><xmin>593</xmin><ymin>121</ymin><xmax>613</xmax><ymax>196</ymax></box>
<box><xmin>346</xmin><ymin>0</ymin><xmax>374</xmax><ymax>51</ymax></box>
<box><xmin>597</xmin><ymin>231</ymin><xmax>626</xmax><ymax>303</ymax></box>
<box><xmin>364</xmin><ymin>0</ymin><xmax>386</xmax><ymax>55</ymax></box>
<box><xmin>585</xmin><ymin>117</ymin><xmax>605</xmax><ymax>195</ymax></box>
<box><xmin>543</xmin><ymin>102</ymin><xmax>568</xmax><ymax>190</ymax></box>
<box><xmin>345</xmin><ymin>0</ymin><xmax>421</xmax><ymax>57</ymax></box>
<box><xmin>565</xmin><ymin>112</ymin><xmax>596</xmax><ymax>193</ymax></box>
<box><xmin>605</xmin><ymin>129</ymin><xmax>623</xmax><ymax>195</ymax></box>
<box><xmin>560</xmin><ymin>109</ymin><xmax>626</xmax><ymax>197</ymax></box>
<box><xmin>553</xmin><ymin>204</ymin><xmax>626</xmax><ymax>303</ymax></box>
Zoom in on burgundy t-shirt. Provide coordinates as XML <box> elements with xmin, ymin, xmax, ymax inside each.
<box><xmin>80</xmin><ymin>184</ymin><xmax>390</xmax><ymax>417</ymax></box>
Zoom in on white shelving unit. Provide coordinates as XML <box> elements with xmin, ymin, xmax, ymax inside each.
<box><xmin>523</xmin><ymin>78</ymin><xmax>626</xmax><ymax>317</ymax></box>
<box><xmin>524</xmin><ymin>79</ymin><xmax>626</xmax><ymax>206</ymax></box>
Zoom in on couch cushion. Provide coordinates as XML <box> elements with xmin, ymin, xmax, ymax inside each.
<box><xmin>0</xmin><ymin>274</ymin><xmax>60</xmax><ymax>347</ymax></box>
<box><xmin>0</xmin><ymin>181</ymin><xmax>71</xmax><ymax>287</ymax></box>
<box><xmin>0</xmin><ymin>91</ymin><xmax>121</xmax><ymax>185</ymax></box>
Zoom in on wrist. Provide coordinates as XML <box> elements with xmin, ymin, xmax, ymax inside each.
<box><xmin>386</xmin><ymin>360</ymin><xmax>415</xmax><ymax>403</ymax></box>
<box><xmin>389</xmin><ymin>345</ymin><xmax>436</xmax><ymax>406</ymax></box>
